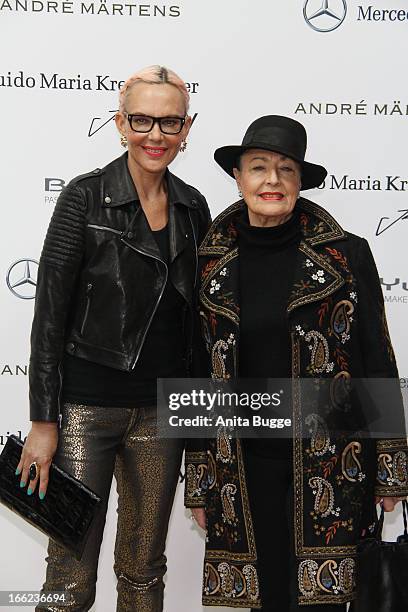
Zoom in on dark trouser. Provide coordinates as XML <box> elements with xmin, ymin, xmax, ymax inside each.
<box><xmin>36</xmin><ymin>402</ymin><xmax>183</xmax><ymax>612</ymax></box>
<box><xmin>244</xmin><ymin>447</ymin><xmax>348</xmax><ymax>612</ymax></box>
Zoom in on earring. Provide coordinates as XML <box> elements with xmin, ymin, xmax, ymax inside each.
<box><xmin>180</xmin><ymin>140</ymin><xmax>187</xmax><ymax>152</ymax></box>
<box><xmin>120</xmin><ymin>134</ymin><xmax>128</xmax><ymax>148</ymax></box>
<box><xmin>238</xmin><ymin>189</ymin><xmax>243</xmax><ymax>198</ymax></box>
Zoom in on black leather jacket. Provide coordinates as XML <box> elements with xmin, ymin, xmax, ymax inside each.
<box><xmin>29</xmin><ymin>153</ymin><xmax>211</xmax><ymax>421</ymax></box>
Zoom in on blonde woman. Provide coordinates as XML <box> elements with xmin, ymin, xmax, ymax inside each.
<box><xmin>17</xmin><ymin>65</ymin><xmax>211</xmax><ymax>612</ymax></box>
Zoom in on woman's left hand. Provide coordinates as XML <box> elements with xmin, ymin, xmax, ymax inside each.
<box><xmin>375</xmin><ymin>496</ymin><xmax>407</xmax><ymax>511</ymax></box>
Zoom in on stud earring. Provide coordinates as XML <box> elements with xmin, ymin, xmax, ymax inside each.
<box><xmin>180</xmin><ymin>140</ymin><xmax>187</xmax><ymax>152</ymax></box>
<box><xmin>120</xmin><ymin>134</ymin><xmax>128</xmax><ymax>148</ymax></box>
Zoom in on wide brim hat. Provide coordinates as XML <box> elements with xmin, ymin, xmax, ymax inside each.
<box><xmin>214</xmin><ymin>115</ymin><xmax>327</xmax><ymax>190</ymax></box>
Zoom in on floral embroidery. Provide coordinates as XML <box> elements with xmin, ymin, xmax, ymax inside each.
<box><xmin>220</xmin><ymin>267</ymin><xmax>227</xmax><ymax>276</ymax></box>
<box><xmin>306</xmin><ymin>259</ymin><xmax>314</xmax><ymax>267</ymax></box>
<box><xmin>210</xmin><ymin>279</ymin><xmax>221</xmax><ymax>294</ymax></box>
<box><xmin>312</xmin><ymin>269</ymin><xmax>326</xmax><ymax>284</ymax></box>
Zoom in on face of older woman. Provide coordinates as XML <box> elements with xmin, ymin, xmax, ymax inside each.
<box><xmin>233</xmin><ymin>149</ymin><xmax>301</xmax><ymax>227</ymax></box>
<box><xmin>115</xmin><ymin>82</ymin><xmax>191</xmax><ymax>176</ymax></box>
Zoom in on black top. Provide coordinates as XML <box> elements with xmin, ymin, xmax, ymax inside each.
<box><xmin>237</xmin><ymin>209</ymin><xmax>301</xmax><ymax>457</ymax></box>
<box><xmin>61</xmin><ymin>224</ymin><xmax>186</xmax><ymax>408</ymax></box>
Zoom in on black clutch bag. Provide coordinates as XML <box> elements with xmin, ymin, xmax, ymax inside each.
<box><xmin>351</xmin><ymin>500</ymin><xmax>408</xmax><ymax>612</ymax></box>
<box><xmin>0</xmin><ymin>434</ymin><xmax>101</xmax><ymax>560</ymax></box>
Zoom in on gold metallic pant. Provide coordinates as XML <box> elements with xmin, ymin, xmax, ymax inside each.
<box><xmin>36</xmin><ymin>402</ymin><xmax>184</xmax><ymax>612</ymax></box>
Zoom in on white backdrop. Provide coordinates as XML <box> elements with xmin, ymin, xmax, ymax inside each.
<box><xmin>1</xmin><ymin>1</ymin><xmax>407</xmax><ymax>610</ymax></box>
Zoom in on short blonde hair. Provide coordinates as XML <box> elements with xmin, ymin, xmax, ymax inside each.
<box><xmin>119</xmin><ymin>65</ymin><xmax>190</xmax><ymax>113</ymax></box>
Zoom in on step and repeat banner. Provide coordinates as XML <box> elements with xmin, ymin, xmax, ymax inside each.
<box><xmin>1</xmin><ymin>1</ymin><xmax>407</xmax><ymax>610</ymax></box>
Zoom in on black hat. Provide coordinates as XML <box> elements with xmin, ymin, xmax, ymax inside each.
<box><xmin>214</xmin><ymin>115</ymin><xmax>327</xmax><ymax>190</ymax></box>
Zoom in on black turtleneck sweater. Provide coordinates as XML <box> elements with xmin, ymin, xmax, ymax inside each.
<box><xmin>237</xmin><ymin>209</ymin><xmax>301</xmax><ymax>457</ymax></box>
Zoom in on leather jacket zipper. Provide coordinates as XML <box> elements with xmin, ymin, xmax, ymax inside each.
<box><xmin>185</xmin><ymin>209</ymin><xmax>199</xmax><ymax>370</ymax></box>
<box><xmin>188</xmin><ymin>209</ymin><xmax>198</xmax><ymax>289</ymax></box>
<box><xmin>87</xmin><ymin>224</ymin><xmax>123</xmax><ymax>235</ymax></box>
<box><xmin>121</xmin><ymin>240</ymin><xmax>168</xmax><ymax>369</ymax></box>
<box><xmin>80</xmin><ymin>282</ymin><xmax>93</xmax><ymax>336</ymax></box>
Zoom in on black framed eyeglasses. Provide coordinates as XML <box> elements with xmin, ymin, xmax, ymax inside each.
<box><xmin>126</xmin><ymin>114</ymin><xmax>186</xmax><ymax>135</ymax></box>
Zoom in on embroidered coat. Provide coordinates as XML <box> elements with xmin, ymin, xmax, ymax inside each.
<box><xmin>185</xmin><ymin>198</ymin><xmax>408</xmax><ymax>608</ymax></box>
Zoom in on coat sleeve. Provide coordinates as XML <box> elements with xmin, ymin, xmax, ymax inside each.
<box><xmin>29</xmin><ymin>183</ymin><xmax>87</xmax><ymax>422</ymax></box>
<box><xmin>352</xmin><ymin>237</ymin><xmax>408</xmax><ymax>498</ymax></box>
<box><xmin>184</xmin><ymin>202</ymin><xmax>212</xmax><ymax>509</ymax></box>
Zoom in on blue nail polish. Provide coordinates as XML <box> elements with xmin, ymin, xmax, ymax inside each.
<box><xmin>39</xmin><ymin>491</ymin><xmax>45</xmax><ymax>500</ymax></box>
<box><xmin>20</xmin><ymin>481</ymin><xmax>26</xmax><ymax>488</ymax></box>
<box><xmin>27</xmin><ymin>488</ymin><xmax>33</xmax><ymax>496</ymax></box>
<box><xmin>15</xmin><ymin>467</ymin><xmax>21</xmax><ymax>476</ymax></box>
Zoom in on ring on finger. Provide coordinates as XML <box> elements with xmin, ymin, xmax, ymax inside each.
<box><xmin>29</xmin><ymin>461</ymin><xmax>40</xmax><ymax>481</ymax></box>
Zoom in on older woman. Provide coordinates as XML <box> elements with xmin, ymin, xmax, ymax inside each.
<box><xmin>185</xmin><ymin>115</ymin><xmax>408</xmax><ymax>611</ymax></box>
<box><xmin>16</xmin><ymin>65</ymin><xmax>211</xmax><ymax>612</ymax></box>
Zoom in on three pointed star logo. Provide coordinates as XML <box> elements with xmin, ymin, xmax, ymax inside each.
<box><xmin>304</xmin><ymin>0</ymin><xmax>347</xmax><ymax>32</ymax></box>
<box><xmin>6</xmin><ymin>259</ymin><xmax>39</xmax><ymax>300</ymax></box>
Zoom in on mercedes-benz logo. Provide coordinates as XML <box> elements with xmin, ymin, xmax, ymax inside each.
<box><xmin>6</xmin><ymin>259</ymin><xmax>39</xmax><ymax>300</ymax></box>
<box><xmin>304</xmin><ymin>0</ymin><xmax>347</xmax><ymax>32</ymax></box>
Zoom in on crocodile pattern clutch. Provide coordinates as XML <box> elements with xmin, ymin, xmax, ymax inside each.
<box><xmin>0</xmin><ymin>435</ymin><xmax>101</xmax><ymax>560</ymax></box>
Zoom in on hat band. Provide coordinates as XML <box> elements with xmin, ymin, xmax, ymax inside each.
<box><xmin>243</xmin><ymin>126</ymin><xmax>306</xmax><ymax>161</ymax></box>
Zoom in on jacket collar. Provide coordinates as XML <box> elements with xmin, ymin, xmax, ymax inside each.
<box><xmin>102</xmin><ymin>154</ymin><xmax>194</xmax><ymax>262</ymax></box>
<box><xmin>199</xmin><ymin>197</ymin><xmax>346</xmax><ymax>256</ymax></box>
<box><xmin>199</xmin><ymin>198</ymin><xmax>347</xmax><ymax>321</ymax></box>
<box><xmin>100</xmin><ymin>152</ymin><xmax>199</xmax><ymax>210</ymax></box>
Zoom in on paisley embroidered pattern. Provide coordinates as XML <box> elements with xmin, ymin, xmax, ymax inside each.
<box><xmin>304</xmin><ymin>330</ymin><xmax>330</xmax><ymax>374</ymax></box>
<box><xmin>305</xmin><ymin>414</ymin><xmax>331</xmax><ymax>457</ymax></box>
<box><xmin>186</xmin><ymin>462</ymin><xmax>207</xmax><ymax>498</ymax></box>
<box><xmin>218</xmin><ymin>562</ymin><xmax>246</xmax><ymax>599</ymax></box>
<box><xmin>204</xmin><ymin>562</ymin><xmax>221</xmax><ymax>595</ymax></box>
<box><xmin>341</xmin><ymin>441</ymin><xmax>364</xmax><ymax>482</ymax></box>
<box><xmin>298</xmin><ymin>560</ymin><xmax>318</xmax><ymax>598</ymax></box>
<box><xmin>242</xmin><ymin>565</ymin><xmax>260</xmax><ymax>601</ymax></box>
<box><xmin>331</xmin><ymin>300</ymin><xmax>354</xmax><ymax>341</ymax></box>
<box><xmin>393</xmin><ymin>450</ymin><xmax>408</xmax><ymax>486</ymax></box>
<box><xmin>216</xmin><ymin>426</ymin><xmax>232</xmax><ymax>464</ymax></box>
<box><xmin>298</xmin><ymin>558</ymin><xmax>356</xmax><ymax>600</ymax></box>
<box><xmin>211</xmin><ymin>339</ymin><xmax>229</xmax><ymax>380</ymax></box>
<box><xmin>377</xmin><ymin>453</ymin><xmax>393</xmax><ymax>485</ymax></box>
<box><xmin>204</xmin><ymin>562</ymin><xmax>259</xmax><ymax>603</ymax></box>
<box><xmin>309</xmin><ymin>477</ymin><xmax>339</xmax><ymax>518</ymax></box>
<box><xmin>338</xmin><ymin>558</ymin><xmax>355</xmax><ymax>595</ymax></box>
<box><xmin>317</xmin><ymin>559</ymin><xmax>339</xmax><ymax>593</ymax></box>
<box><xmin>221</xmin><ymin>483</ymin><xmax>238</xmax><ymax>526</ymax></box>
<box><xmin>376</xmin><ymin>440</ymin><xmax>408</xmax><ymax>495</ymax></box>
<box><xmin>330</xmin><ymin>371</ymin><xmax>351</xmax><ymax>410</ymax></box>
<box><xmin>207</xmin><ymin>450</ymin><xmax>217</xmax><ymax>490</ymax></box>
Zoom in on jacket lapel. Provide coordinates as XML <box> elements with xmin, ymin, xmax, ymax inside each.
<box><xmin>199</xmin><ymin>197</ymin><xmax>348</xmax><ymax>324</ymax></box>
<box><xmin>287</xmin><ymin>240</ymin><xmax>345</xmax><ymax>313</ymax></box>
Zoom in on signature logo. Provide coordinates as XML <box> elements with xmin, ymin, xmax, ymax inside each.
<box><xmin>88</xmin><ymin>111</ymin><xmax>199</xmax><ymax>137</ymax></box>
<box><xmin>376</xmin><ymin>210</ymin><xmax>408</xmax><ymax>236</ymax></box>
<box><xmin>304</xmin><ymin>0</ymin><xmax>347</xmax><ymax>32</ymax></box>
<box><xmin>6</xmin><ymin>259</ymin><xmax>38</xmax><ymax>299</ymax></box>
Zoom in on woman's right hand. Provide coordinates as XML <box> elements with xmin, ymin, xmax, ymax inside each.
<box><xmin>191</xmin><ymin>507</ymin><xmax>207</xmax><ymax>530</ymax></box>
<box><xmin>16</xmin><ymin>422</ymin><xmax>59</xmax><ymax>499</ymax></box>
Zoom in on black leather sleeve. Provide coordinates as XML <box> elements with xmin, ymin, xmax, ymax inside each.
<box><xmin>29</xmin><ymin>183</ymin><xmax>87</xmax><ymax>422</ymax></box>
